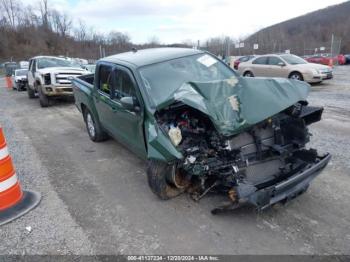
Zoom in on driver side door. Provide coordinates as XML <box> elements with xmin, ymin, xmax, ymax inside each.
<box><xmin>109</xmin><ymin>66</ymin><xmax>146</xmax><ymax>157</ymax></box>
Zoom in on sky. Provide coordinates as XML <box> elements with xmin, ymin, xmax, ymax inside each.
<box><xmin>24</xmin><ymin>0</ymin><xmax>347</xmax><ymax>44</ymax></box>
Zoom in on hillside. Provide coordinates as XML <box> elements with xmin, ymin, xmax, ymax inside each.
<box><xmin>245</xmin><ymin>1</ymin><xmax>350</xmax><ymax>55</ymax></box>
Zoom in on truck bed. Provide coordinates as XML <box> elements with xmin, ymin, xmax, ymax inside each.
<box><xmin>71</xmin><ymin>73</ymin><xmax>95</xmax><ymax>113</ymax></box>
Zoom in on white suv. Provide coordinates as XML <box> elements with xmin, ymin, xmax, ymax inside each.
<box><xmin>27</xmin><ymin>56</ymin><xmax>87</xmax><ymax>107</ymax></box>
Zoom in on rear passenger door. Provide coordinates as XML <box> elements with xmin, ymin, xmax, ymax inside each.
<box><xmin>93</xmin><ymin>63</ymin><xmax>115</xmax><ymax>133</ymax></box>
<box><xmin>251</xmin><ymin>57</ymin><xmax>269</xmax><ymax>77</ymax></box>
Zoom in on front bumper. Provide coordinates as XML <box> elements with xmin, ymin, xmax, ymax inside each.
<box><xmin>42</xmin><ymin>85</ymin><xmax>74</xmax><ymax>96</ymax></box>
<box><xmin>320</xmin><ymin>72</ymin><xmax>333</xmax><ymax>80</ymax></box>
<box><xmin>305</xmin><ymin>72</ymin><xmax>333</xmax><ymax>83</ymax></box>
<box><xmin>243</xmin><ymin>153</ymin><xmax>331</xmax><ymax>210</ymax></box>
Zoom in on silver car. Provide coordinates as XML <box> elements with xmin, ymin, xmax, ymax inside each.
<box><xmin>238</xmin><ymin>54</ymin><xmax>333</xmax><ymax>83</ymax></box>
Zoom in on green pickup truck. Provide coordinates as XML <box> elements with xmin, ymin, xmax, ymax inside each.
<box><xmin>72</xmin><ymin>48</ymin><xmax>330</xmax><ymax>213</ymax></box>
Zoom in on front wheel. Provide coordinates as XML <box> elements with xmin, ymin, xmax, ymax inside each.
<box><xmin>83</xmin><ymin>108</ymin><xmax>108</xmax><ymax>142</ymax></box>
<box><xmin>289</xmin><ymin>72</ymin><xmax>304</xmax><ymax>81</ymax></box>
<box><xmin>147</xmin><ymin>160</ymin><xmax>186</xmax><ymax>200</ymax></box>
<box><xmin>243</xmin><ymin>71</ymin><xmax>254</xmax><ymax>77</ymax></box>
<box><xmin>27</xmin><ymin>84</ymin><xmax>36</xmax><ymax>99</ymax></box>
<box><xmin>38</xmin><ymin>86</ymin><xmax>50</xmax><ymax>107</ymax></box>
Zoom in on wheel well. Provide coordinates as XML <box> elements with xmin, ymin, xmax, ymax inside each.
<box><xmin>81</xmin><ymin>103</ymin><xmax>87</xmax><ymax>117</ymax></box>
<box><xmin>288</xmin><ymin>71</ymin><xmax>302</xmax><ymax>78</ymax></box>
<box><xmin>243</xmin><ymin>70</ymin><xmax>253</xmax><ymax>76</ymax></box>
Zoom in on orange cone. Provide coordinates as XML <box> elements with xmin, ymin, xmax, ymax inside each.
<box><xmin>0</xmin><ymin>125</ymin><xmax>41</xmax><ymax>226</ymax></box>
<box><xmin>5</xmin><ymin>77</ymin><xmax>13</xmax><ymax>89</ymax></box>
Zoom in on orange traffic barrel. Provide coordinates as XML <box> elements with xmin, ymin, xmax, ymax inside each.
<box><xmin>5</xmin><ymin>76</ymin><xmax>13</xmax><ymax>89</ymax></box>
<box><xmin>0</xmin><ymin>125</ymin><xmax>41</xmax><ymax>226</ymax></box>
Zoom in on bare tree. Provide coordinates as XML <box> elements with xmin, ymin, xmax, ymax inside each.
<box><xmin>0</xmin><ymin>0</ymin><xmax>20</xmax><ymax>28</ymax></box>
<box><xmin>38</xmin><ymin>0</ymin><xmax>49</xmax><ymax>28</ymax></box>
<box><xmin>51</xmin><ymin>10</ymin><xmax>71</xmax><ymax>37</ymax></box>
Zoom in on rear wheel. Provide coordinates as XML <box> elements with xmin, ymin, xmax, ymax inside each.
<box><xmin>147</xmin><ymin>160</ymin><xmax>187</xmax><ymax>200</ymax></box>
<box><xmin>243</xmin><ymin>71</ymin><xmax>254</xmax><ymax>77</ymax></box>
<box><xmin>38</xmin><ymin>86</ymin><xmax>50</xmax><ymax>107</ymax></box>
<box><xmin>289</xmin><ymin>72</ymin><xmax>304</xmax><ymax>81</ymax></box>
<box><xmin>83</xmin><ymin>108</ymin><xmax>108</xmax><ymax>142</ymax></box>
<box><xmin>27</xmin><ymin>84</ymin><xmax>36</xmax><ymax>98</ymax></box>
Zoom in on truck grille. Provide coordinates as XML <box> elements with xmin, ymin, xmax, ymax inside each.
<box><xmin>55</xmin><ymin>72</ymin><xmax>84</xmax><ymax>85</ymax></box>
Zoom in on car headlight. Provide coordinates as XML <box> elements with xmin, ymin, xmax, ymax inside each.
<box><xmin>311</xmin><ymin>69</ymin><xmax>319</xmax><ymax>75</ymax></box>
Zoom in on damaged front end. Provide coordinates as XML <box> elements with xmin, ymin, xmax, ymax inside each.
<box><xmin>151</xmin><ymin>79</ymin><xmax>330</xmax><ymax>213</ymax></box>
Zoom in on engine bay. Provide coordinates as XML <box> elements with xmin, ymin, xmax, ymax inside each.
<box><xmin>155</xmin><ymin>101</ymin><xmax>325</xmax><ymax>211</ymax></box>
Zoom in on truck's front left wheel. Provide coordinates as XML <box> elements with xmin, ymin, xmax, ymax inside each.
<box><xmin>38</xmin><ymin>86</ymin><xmax>50</xmax><ymax>107</ymax></box>
<box><xmin>147</xmin><ymin>160</ymin><xmax>186</xmax><ymax>200</ymax></box>
<box><xmin>83</xmin><ymin>108</ymin><xmax>108</xmax><ymax>142</ymax></box>
<box><xmin>27</xmin><ymin>84</ymin><xmax>36</xmax><ymax>99</ymax></box>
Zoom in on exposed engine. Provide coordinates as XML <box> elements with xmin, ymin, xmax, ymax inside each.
<box><xmin>155</xmin><ymin>101</ymin><xmax>324</xmax><ymax>210</ymax></box>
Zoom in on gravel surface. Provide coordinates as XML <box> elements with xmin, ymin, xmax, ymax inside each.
<box><xmin>0</xmin><ymin>66</ymin><xmax>349</xmax><ymax>255</ymax></box>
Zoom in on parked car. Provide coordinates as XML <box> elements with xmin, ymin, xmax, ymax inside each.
<box><xmin>233</xmin><ymin>55</ymin><xmax>255</xmax><ymax>70</ymax></box>
<box><xmin>27</xmin><ymin>56</ymin><xmax>88</xmax><ymax>107</ymax></box>
<box><xmin>238</xmin><ymin>54</ymin><xmax>332</xmax><ymax>83</ymax></box>
<box><xmin>345</xmin><ymin>54</ymin><xmax>350</xmax><ymax>64</ymax></box>
<box><xmin>72</xmin><ymin>48</ymin><xmax>330</xmax><ymax>213</ymax></box>
<box><xmin>305</xmin><ymin>55</ymin><xmax>332</xmax><ymax>66</ymax></box>
<box><xmin>11</xmin><ymin>69</ymin><xmax>28</xmax><ymax>91</ymax></box>
<box><xmin>306</xmin><ymin>54</ymin><xmax>346</xmax><ymax>66</ymax></box>
<box><xmin>336</xmin><ymin>54</ymin><xmax>346</xmax><ymax>65</ymax></box>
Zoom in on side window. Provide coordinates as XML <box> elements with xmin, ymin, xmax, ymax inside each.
<box><xmin>252</xmin><ymin>57</ymin><xmax>268</xmax><ymax>65</ymax></box>
<box><xmin>113</xmin><ymin>69</ymin><xmax>137</xmax><ymax>100</ymax></box>
<box><xmin>28</xmin><ymin>60</ymin><xmax>32</xmax><ymax>71</ymax></box>
<box><xmin>31</xmin><ymin>60</ymin><xmax>36</xmax><ymax>73</ymax></box>
<box><xmin>98</xmin><ymin>65</ymin><xmax>112</xmax><ymax>95</ymax></box>
<box><xmin>268</xmin><ymin>57</ymin><xmax>283</xmax><ymax>65</ymax></box>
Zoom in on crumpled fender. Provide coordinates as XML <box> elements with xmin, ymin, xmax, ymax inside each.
<box><xmin>145</xmin><ymin>118</ymin><xmax>183</xmax><ymax>162</ymax></box>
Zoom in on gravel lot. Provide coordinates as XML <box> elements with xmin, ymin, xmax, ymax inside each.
<box><xmin>0</xmin><ymin>66</ymin><xmax>350</xmax><ymax>255</ymax></box>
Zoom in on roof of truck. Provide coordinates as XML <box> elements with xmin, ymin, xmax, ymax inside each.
<box><xmin>102</xmin><ymin>48</ymin><xmax>204</xmax><ymax>67</ymax></box>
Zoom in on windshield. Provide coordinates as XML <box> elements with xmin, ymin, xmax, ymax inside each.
<box><xmin>281</xmin><ymin>54</ymin><xmax>307</xmax><ymax>65</ymax></box>
<box><xmin>37</xmin><ymin>58</ymin><xmax>80</xmax><ymax>69</ymax></box>
<box><xmin>139</xmin><ymin>53</ymin><xmax>236</xmax><ymax>106</ymax></box>
<box><xmin>15</xmin><ymin>69</ymin><xmax>28</xmax><ymax>76</ymax></box>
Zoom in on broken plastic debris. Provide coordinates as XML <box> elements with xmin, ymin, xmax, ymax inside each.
<box><xmin>168</xmin><ymin>126</ymin><xmax>182</xmax><ymax>146</ymax></box>
<box><xmin>187</xmin><ymin>155</ymin><xmax>196</xmax><ymax>164</ymax></box>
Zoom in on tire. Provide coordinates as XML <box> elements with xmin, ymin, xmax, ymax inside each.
<box><xmin>243</xmin><ymin>71</ymin><xmax>254</xmax><ymax>77</ymax></box>
<box><xmin>38</xmin><ymin>86</ymin><xmax>50</xmax><ymax>107</ymax></box>
<box><xmin>147</xmin><ymin>160</ymin><xmax>184</xmax><ymax>200</ymax></box>
<box><xmin>83</xmin><ymin>108</ymin><xmax>108</xmax><ymax>142</ymax></box>
<box><xmin>27</xmin><ymin>84</ymin><xmax>36</xmax><ymax>99</ymax></box>
<box><xmin>289</xmin><ymin>72</ymin><xmax>304</xmax><ymax>81</ymax></box>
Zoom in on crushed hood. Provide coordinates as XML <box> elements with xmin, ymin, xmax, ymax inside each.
<box><xmin>157</xmin><ymin>76</ymin><xmax>310</xmax><ymax>136</ymax></box>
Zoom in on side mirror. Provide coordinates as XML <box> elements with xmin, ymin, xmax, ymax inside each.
<box><xmin>278</xmin><ymin>62</ymin><xmax>286</xmax><ymax>67</ymax></box>
<box><xmin>120</xmin><ymin>96</ymin><xmax>140</xmax><ymax>112</ymax></box>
